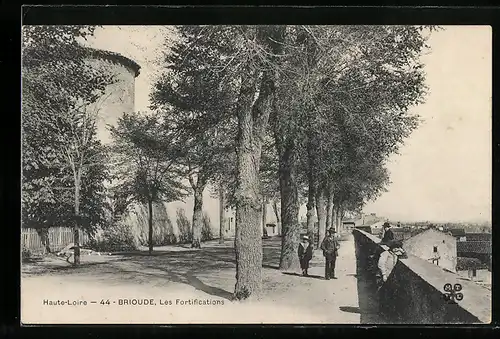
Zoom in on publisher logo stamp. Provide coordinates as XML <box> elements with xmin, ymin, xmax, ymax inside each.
<box><xmin>443</xmin><ymin>283</ymin><xmax>463</xmax><ymax>304</ymax></box>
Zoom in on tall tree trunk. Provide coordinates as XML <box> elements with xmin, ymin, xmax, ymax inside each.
<box><xmin>306</xmin><ymin>166</ymin><xmax>316</xmax><ymax>241</ymax></box>
<box><xmin>278</xmin><ymin>140</ymin><xmax>300</xmax><ymax>271</ymax></box>
<box><xmin>37</xmin><ymin>227</ymin><xmax>51</xmax><ymax>254</ymax></box>
<box><xmin>233</xmin><ymin>67</ymin><xmax>265</xmax><ymax>300</ymax></box>
<box><xmin>233</xmin><ymin>26</ymin><xmax>283</xmax><ymax>300</ymax></box>
<box><xmin>331</xmin><ymin>203</ymin><xmax>337</xmax><ymax>232</ymax></box>
<box><xmin>273</xmin><ymin>200</ymin><xmax>281</xmax><ymax>235</ymax></box>
<box><xmin>262</xmin><ymin>197</ymin><xmax>268</xmax><ymax>236</ymax></box>
<box><xmin>315</xmin><ymin>187</ymin><xmax>327</xmax><ymax>248</ymax></box>
<box><xmin>192</xmin><ymin>184</ymin><xmax>205</xmax><ymax>248</ymax></box>
<box><xmin>73</xmin><ymin>175</ymin><xmax>81</xmax><ymax>265</ymax></box>
<box><xmin>342</xmin><ymin>208</ymin><xmax>346</xmax><ymax>232</ymax></box>
<box><xmin>219</xmin><ymin>184</ymin><xmax>225</xmax><ymax>244</ymax></box>
<box><xmin>326</xmin><ymin>189</ymin><xmax>334</xmax><ymax>231</ymax></box>
<box><xmin>234</xmin><ymin>139</ymin><xmax>263</xmax><ymax>300</ymax></box>
<box><xmin>148</xmin><ymin>198</ymin><xmax>154</xmax><ymax>255</ymax></box>
<box><xmin>335</xmin><ymin>205</ymin><xmax>342</xmax><ymax>233</ymax></box>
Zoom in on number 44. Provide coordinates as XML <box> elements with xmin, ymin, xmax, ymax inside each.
<box><xmin>100</xmin><ymin>299</ymin><xmax>110</xmax><ymax>305</ymax></box>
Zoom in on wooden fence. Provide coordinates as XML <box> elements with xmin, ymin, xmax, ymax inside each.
<box><xmin>21</xmin><ymin>227</ymin><xmax>90</xmax><ymax>253</ymax></box>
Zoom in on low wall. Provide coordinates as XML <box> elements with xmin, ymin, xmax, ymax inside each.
<box><xmin>354</xmin><ymin>226</ymin><xmax>372</xmax><ymax>234</ymax></box>
<box><xmin>353</xmin><ymin>229</ymin><xmax>491</xmax><ymax>324</ymax></box>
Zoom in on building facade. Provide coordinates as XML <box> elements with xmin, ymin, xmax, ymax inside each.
<box><xmin>402</xmin><ymin>228</ymin><xmax>457</xmax><ymax>273</ymax></box>
<box><xmin>222</xmin><ymin>204</ymin><xmax>280</xmax><ymax>239</ymax></box>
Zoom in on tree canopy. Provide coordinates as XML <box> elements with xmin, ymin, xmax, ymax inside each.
<box><xmin>22</xmin><ymin>25</ymin><xmax>113</xmax><ymax>234</ymax></box>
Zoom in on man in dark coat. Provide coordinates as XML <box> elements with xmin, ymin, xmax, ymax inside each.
<box><xmin>320</xmin><ymin>228</ymin><xmax>340</xmax><ymax>280</ymax></box>
<box><xmin>381</xmin><ymin>222</ymin><xmax>394</xmax><ymax>244</ymax></box>
<box><xmin>298</xmin><ymin>235</ymin><xmax>313</xmax><ymax>276</ymax></box>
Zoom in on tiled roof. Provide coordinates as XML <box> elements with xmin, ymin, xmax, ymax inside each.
<box><xmin>449</xmin><ymin>229</ymin><xmax>466</xmax><ymax>237</ymax></box>
<box><xmin>392</xmin><ymin>228</ymin><xmax>426</xmax><ymax>236</ymax></box>
<box><xmin>465</xmin><ymin>233</ymin><xmax>492</xmax><ymax>241</ymax></box>
<box><xmin>457</xmin><ymin>241</ymin><xmax>492</xmax><ymax>254</ymax></box>
<box><xmin>456</xmin><ymin>257</ymin><xmax>489</xmax><ymax>271</ymax></box>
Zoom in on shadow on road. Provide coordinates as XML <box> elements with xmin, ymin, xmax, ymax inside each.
<box><xmin>22</xmin><ymin>258</ymin><xmax>129</xmax><ymax>276</ymax></box>
<box><xmin>339</xmin><ymin>306</ymin><xmax>361</xmax><ymax>314</ymax></box>
<box><xmin>185</xmin><ymin>271</ymin><xmax>234</xmax><ymax>300</ymax></box>
<box><xmin>262</xmin><ymin>264</ymin><xmax>280</xmax><ymax>270</ymax></box>
<box><xmin>22</xmin><ymin>238</ymin><xmax>310</xmax><ymax>303</ymax></box>
<box><xmin>281</xmin><ymin>272</ymin><xmax>324</xmax><ymax>280</ymax></box>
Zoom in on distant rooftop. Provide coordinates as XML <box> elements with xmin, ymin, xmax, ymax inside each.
<box><xmin>457</xmin><ymin>241</ymin><xmax>492</xmax><ymax>254</ymax></box>
<box><xmin>448</xmin><ymin>229</ymin><xmax>466</xmax><ymax>237</ymax></box>
<box><xmin>465</xmin><ymin>233</ymin><xmax>492</xmax><ymax>241</ymax></box>
<box><xmin>456</xmin><ymin>257</ymin><xmax>489</xmax><ymax>271</ymax></box>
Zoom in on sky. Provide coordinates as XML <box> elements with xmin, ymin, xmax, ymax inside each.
<box><xmin>85</xmin><ymin>25</ymin><xmax>492</xmax><ymax>224</ymax></box>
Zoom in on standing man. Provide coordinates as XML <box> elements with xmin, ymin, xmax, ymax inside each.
<box><xmin>381</xmin><ymin>221</ymin><xmax>394</xmax><ymax>244</ymax></box>
<box><xmin>298</xmin><ymin>235</ymin><xmax>313</xmax><ymax>276</ymax></box>
<box><xmin>320</xmin><ymin>227</ymin><xmax>340</xmax><ymax>280</ymax></box>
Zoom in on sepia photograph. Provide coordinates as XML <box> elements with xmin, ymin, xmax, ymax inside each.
<box><xmin>21</xmin><ymin>24</ymin><xmax>492</xmax><ymax>324</ymax></box>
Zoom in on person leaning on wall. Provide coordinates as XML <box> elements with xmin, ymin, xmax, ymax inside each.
<box><xmin>376</xmin><ymin>240</ymin><xmax>406</xmax><ymax>287</ymax></box>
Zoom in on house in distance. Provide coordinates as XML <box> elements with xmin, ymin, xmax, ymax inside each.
<box><xmin>401</xmin><ymin>228</ymin><xmax>458</xmax><ymax>273</ymax></box>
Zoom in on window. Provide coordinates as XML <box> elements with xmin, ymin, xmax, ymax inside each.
<box><xmin>442</xmin><ymin>240</ymin><xmax>445</xmax><ymax>243</ymax></box>
<box><xmin>433</xmin><ymin>246</ymin><xmax>438</xmax><ymax>253</ymax></box>
<box><xmin>472</xmin><ymin>269</ymin><xmax>477</xmax><ymax>277</ymax></box>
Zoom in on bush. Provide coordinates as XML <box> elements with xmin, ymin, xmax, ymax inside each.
<box><xmin>176</xmin><ymin>208</ymin><xmax>192</xmax><ymax>244</ymax></box>
<box><xmin>22</xmin><ymin>246</ymin><xmax>32</xmax><ymax>261</ymax></box>
<box><xmin>202</xmin><ymin>213</ymin><xmax>214</xmax><ymax>241</ymax></box>
<box><xmin>88</xmin><ymin>221</ymin><xmax>137</xmax><ymax>253</ymax></box>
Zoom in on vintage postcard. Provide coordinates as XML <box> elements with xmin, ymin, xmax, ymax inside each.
<box><xmin>21</xmin><ymin>24</ymin><xmax>492</xmax><ymax>324</ymax></box>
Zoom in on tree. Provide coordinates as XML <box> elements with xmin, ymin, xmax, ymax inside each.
<box><xmin>152</xmin><ymin>25</ymin><xmax>286</xmax><ymax>299</ymax></box>
<box><xmin>151</xmin><ymin>26</ymin><xmax>238</xmax><ymax>249</ymax></box>
<box><xmin>268</xmin><ymin>25</ymin><xmax>434</xmax><ymax>266</ymax></box>
<box><xmin>218</xmin><ymin>182</ymin><xmax>226</xmax><ymax>244</ymax></box>
<box><xmin>109</xmin><ymin>112</ymin><xmax>187</xmax><ymax>255</ymax></box>
<box><xmin>175</xmin><ymin>129</ymin><xmax>229</xmax><ymax>249</ymax></box>
<box><xmin>260</xmin><ymin>134</ymin><xmax>280</xmax><ymax>236</ymax></box>
<box><xmin>151</xmin><ymin>24</ymin><xmax>434</xmax><ymax>296</ymax></box>
<box><xmin>22</xmin><ymin>25</ymin><xmax>113</xmax><ymax>263</ymax></box>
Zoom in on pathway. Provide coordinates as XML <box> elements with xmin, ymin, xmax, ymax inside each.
<box><xmin>21</xmin><ymin>234</ymin><xmax>381</xmax><ymax>324</ymax></box>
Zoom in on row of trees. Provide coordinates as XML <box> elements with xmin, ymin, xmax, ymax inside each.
<box><xmin>22</xmin><ymin>25</ymin><xmax>435</xmax><ymax>300</ymax></box>
<box><xmin>149</xmin><ymin>25</ymin><xmax>435</xmax><ymax>299</ymax></box>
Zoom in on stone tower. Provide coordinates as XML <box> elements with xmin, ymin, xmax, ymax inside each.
<box><xmin>84</xmin><ymin>48</ymin><xmax>141</xmax><ymax>144</ymax></box>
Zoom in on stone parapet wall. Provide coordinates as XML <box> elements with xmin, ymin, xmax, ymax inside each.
<box><xmin>353</xmin><ymin>229</ymin><xmax>491</xmax><ymax>324</ymax></box>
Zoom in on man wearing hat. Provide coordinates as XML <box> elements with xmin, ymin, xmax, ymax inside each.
<box><xmin>298</xmin><ymin>234</ymin><xmax>313</xmax><ymax>276</ymax></box>
<box><xmin>381</xmin><ymin>221</ymin><xmax>394</xmax><ymax>244</ymax></box>
<box><xmin>320</xmin><ymin>228</ymin><xmax>340</xmax><ymax>280</ymax></box>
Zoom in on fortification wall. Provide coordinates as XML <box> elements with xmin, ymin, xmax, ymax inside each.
<box><xmin>353</xmin><ymin>229</ymin><xmax>491</xmax><ymax>324</ymax></box>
